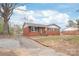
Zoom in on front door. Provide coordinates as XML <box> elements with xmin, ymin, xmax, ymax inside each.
<box><xmin>39</xmin><ymin>27</ymin><xmax>46</xmax><ymax>36</ymax></box>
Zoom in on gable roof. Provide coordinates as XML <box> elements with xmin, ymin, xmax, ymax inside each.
<box><xmin>24</xmin><ymin>23</ymin><xmax>47</xmax><ymax>27</ymax></box>
<box><xmin>47</xmin><ymin>24</ymin><xmax>60</xmax><ymax>29</ymax></box>
<box><xmin>23</xmin><ymin>23</ymin><xmax>60</xmax><ymax>29</ymax></box>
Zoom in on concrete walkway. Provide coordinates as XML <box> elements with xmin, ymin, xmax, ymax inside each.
<box><xmin>0</xmin><ymin>37</ymin><xmax>67</xmax><ymax>56</ymax></box>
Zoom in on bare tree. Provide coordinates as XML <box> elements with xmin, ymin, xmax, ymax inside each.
<box><xmin>76</xmin><ymin>19</ymin><xmax>79</xmax><ymax>30</ymax></box>
<box><xmin>0</xmin><ymin>3</ymin><xmax>17</xmax><ymax>34</ymax></box>
<box><xmin>67</xmin><ymin>20</ymin><xmax>76</xmax><ymax>27</ymax></box>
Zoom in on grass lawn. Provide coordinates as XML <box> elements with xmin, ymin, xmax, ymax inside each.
<box><xmin>30</xmin><ymin>35</ymin><xmax>79</xmax><ymax>56</ymax></box>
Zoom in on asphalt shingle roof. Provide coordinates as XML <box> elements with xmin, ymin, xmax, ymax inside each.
<box><xmin>24</xmin><ymin>23</ymin><xmax>60</xmax><ymax>29</ymax></box>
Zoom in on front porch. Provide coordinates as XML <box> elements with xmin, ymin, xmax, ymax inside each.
<box><xmin>28</xmin><ymin>26</ymin><xmax>47</xmax><ymax>36</ymax></box>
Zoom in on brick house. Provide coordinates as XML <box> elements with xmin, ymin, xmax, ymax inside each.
<box><xmin>23</xmin><ymin>23</ymin><xmax>60</xmax><ymax>36</ymax></box>
<box><xmin>62</xmin><ymin>27</ymin><xmax>79</xmax><ymax>35</ymax></box>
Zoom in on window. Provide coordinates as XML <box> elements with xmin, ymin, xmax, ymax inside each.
<box><xmin>48</xmin><ymin>28</ymin><xmax>52</xmax><ymax>31</ymax></box>
<box><xmin>29</xmin><ymin>26</ymin><xmax>35</xmax><ymax>32</ymax></box>
<box><xmin>56</xmin><ymin>29</ymin><xmax>59</xmax><ymax>31</ymax></box>
<box><xmin>29</xmin><ymin>26</ymin><xmax>39</xmax><ymax>32</ymax></box>
<box><xmin>31</xmin><ymin>26</ymin><xmax>35</xmax><ymax>32</ymax></box>
<box><xmin>53</xmin><ymin>28</ymin><xmax>59</xmax><ymax>31</ymax></box>
<box><xmin>35</xmin><ymin>27</ymin><xmax>39</xmax><ymax>32</ymax></box>
<box><xmin>47</xmin><ymin>28</ymin><xmax>59</xmax><ymax>32</ymax></box>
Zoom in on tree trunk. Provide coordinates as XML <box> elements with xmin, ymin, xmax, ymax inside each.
<box><xmin>3</xmin><ymin>20</ymin><xmax>9</xmax><ymax>34</ymax></box>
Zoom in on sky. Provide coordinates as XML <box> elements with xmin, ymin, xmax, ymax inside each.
<box><xmin>10</xmin><ymin>3</ymin><xmax>79</xmax><ymax>30</ymax></box>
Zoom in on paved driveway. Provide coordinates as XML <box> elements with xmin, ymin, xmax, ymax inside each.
<box><xmin>0</xmin><ymin>36</ymin><xmax>67</xmax><ymax>56</ymax></box>
<box><xmin>17</xmin><ymin>36</ymin><xmax>67</xmax><ymax>56</ymax></box>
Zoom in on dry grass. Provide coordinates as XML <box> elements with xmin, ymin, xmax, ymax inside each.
<box><xmin>31</xmin><ymin>35</ymin><xmax>79</xmax><ymax>56</ymax></box>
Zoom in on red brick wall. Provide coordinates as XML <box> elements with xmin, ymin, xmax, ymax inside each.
<box><xmin>23</xmin><ymin>27</ymin><xmax>41</xmax><ymax>36</ymax></box>
<box><xmin>23</xmin><ymin>27</ymin><xmax>29</xmax><ymax>36</ymax></box>
<box><xmin>23</xmin><ymin>27</ymin><xmax>60</xmax><ymax>36</ymax></box>
<box><xmin>27</xmin><ymin>32</ymin><xmax>40</xmax><ymax>36</ymax></box>
<box><xmin>47</xmin><ymin>31</ymin><xmax>60</xmax><ymax>35</ymax></box>
<box><xmin>62</xmin><ymin>31</ymin><xmax>79</xmax><ymax>35</ymax></box>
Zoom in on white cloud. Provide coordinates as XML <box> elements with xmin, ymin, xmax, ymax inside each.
<box><xmin>54</xmin><ymin>13</ymin><xmax>69</xmax><ymax>24</ymax></box>
<box><xmin>26</xmin><ymin>10</ymin><xmax>70</xmax><ymax>28</ymax></box>
<box><xmin>17</xmin><ymin>6</ymin><xmax>27</xmax><ymax>10</ymax></box>
<box><xmin>26</xmin><ymin>10</ymin><xmax>34</xmax><ymax>15</ymax></box>
<box><xmin>14</xmin><ymin>5</ymin><xmax>27</xmax><ymax>15</ymax></box>
<box><xmin>41</xmin><ymin>10</ymin><xmax>58</xmax><ymax>17</ymax></box>
<box><xmin>11</xmin><ymin>6</ymin><xmax>70</xmax><ymax>29</ymax></box>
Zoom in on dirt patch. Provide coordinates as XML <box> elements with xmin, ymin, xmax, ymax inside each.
<box><xmin>0</xmin><ymin>48</ymin><xmax>30</xmax><ymax>56</ymax></box>
<box><xmin>0</xmin><ymin>49</ymin><xmax>16</xmax><ymax>56</ymax></box>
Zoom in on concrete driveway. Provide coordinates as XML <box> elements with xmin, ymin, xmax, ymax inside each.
<box><xmin>17</xmin><ymin>36</ymin><xmax>67</xmax><ymax>56</ymax></box>
<box><xmin>0</xmin><ymin>36</ymin><xmax>67</xmax><ymax>56</ymax></box>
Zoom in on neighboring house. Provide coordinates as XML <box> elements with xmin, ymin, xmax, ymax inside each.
<box><xmin>62</xmin><ymin>27</ymin><xmax>79</xmax><ymax>35</ymax></box>
<box><xmin>23</xmin><ymin>23</ymin><xmax>60</xmax><ymax>36</ymax></box>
